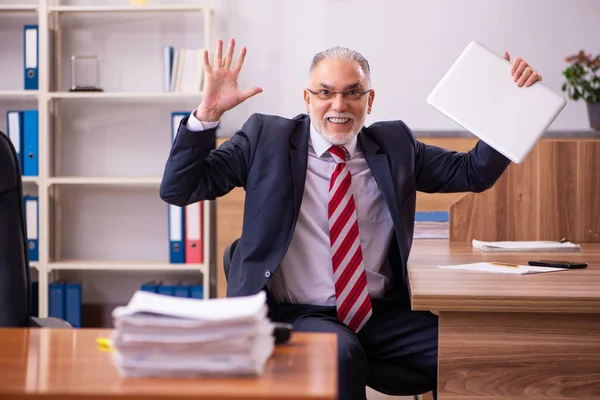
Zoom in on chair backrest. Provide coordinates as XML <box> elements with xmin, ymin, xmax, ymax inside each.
<box><xmin>0</xmin><ymin>130</ymin><xmax>31</xmax><ymax>326</ymax></box>
<box><xmin>223</xmin><ymin>238</ymin><xmax>239</xmax><ymax>283</ymax></box>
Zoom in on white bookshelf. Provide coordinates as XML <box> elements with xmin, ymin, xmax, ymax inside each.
<box><xmin>48</xmin><ymin>91</ymin><xmax>204</xmax><ymax>100</ymax></box>
<box><xmin>0</xmin><ymin>0</ymin><xmax>217</xmax><ymax>323</ymax></box>
<box><xmin>22</xmin><ymin>176</ymin><xmax>40</xmax><ymax>184</ymax></box>
<box><xmin>47</xmin><ymin>176</ymin><xmax>162</xmax><ymax>185</ymax></box>
<box><xmin>0</xmin><ymin>91</ymin><xmax>38</xmax><ymax>99</ymax></box>
<box><xmin>0</xmin><ymin>4</ymin><xmax>37</xmax><ymax>11</ymax></box>
<box><xmin>47</xmin><ymin>5</ymin><xmax>206</xmax><ymax>12</ymax></box>
<box><xmin>48</xmin><ymin>260</ymin><xmax>207</xmax><ymax>273</ymax></box>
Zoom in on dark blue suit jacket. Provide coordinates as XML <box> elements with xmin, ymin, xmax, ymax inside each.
<box><xmin>160</xmin><ymin>113</ymin><xmax>510</xmax><ymax>301</ymax></box>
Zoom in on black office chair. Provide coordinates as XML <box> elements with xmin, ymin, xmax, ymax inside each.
<box><xmin>0</xmin><ymin>130</ymin><xmax>70</xmax><ymax>328</ymax></box>
<box><xmin>223</xmin><ymin>239</ymin><xmax>433</xmax><ymax>400</ymax></box>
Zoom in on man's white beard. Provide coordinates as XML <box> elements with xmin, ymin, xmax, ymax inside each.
<box><xmin>309</xmin><ymin>110</ymin><xmax>365</xmax><ymax>146</ymax></box>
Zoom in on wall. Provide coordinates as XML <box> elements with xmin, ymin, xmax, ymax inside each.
<box><xmin>213</xmin><ymin>0</ymin><xmax>600</xmax><ymax>135</ymax></box>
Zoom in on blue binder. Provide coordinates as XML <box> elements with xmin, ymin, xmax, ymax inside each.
<box><xmin>157</xmin><ymin>283</ymin><xmax>175</xmax><ymax>296</ymax></box>
<box><xmin>6</xmin><ymin>111</ymin><xmax>23</xmax><ymax>172</ymax></box>
<box><xmin>415</xmin><ymin>211</ymin><xmax>449</xmax><ymax>222</ymax></box>
<box><xmin>23</xmin><ymin>25</ymin><xmax>38</xmax><ymax>90</ymax></box>
<box><xmin>168</xmin><ymin>204</ymin><xmax>185</xmax><ymax>263</ymax></box>
<box><xmin>173</xmin><ymin>283</ymin><xmax>190</xmax><ymax>298</ymax></box>
<box><xmin>23</xmin><ymin>195</ymin><xmax>38</xmax><ymax>262</ymax></box>
<box><xmin>22</xmin><ymin>110</ymin><xmax>38</xmax><ymax>176</ymax></box>
<box><xmin>168</xmin><ymin>112</ymin><xmax>189</xmax><ymax>263</ymax></box>
<box><xmin>140</xmin><ymin>280</ymin><xmax>160</xmax><ymax>292</ymax></box>
<box><xmin>189</xmin><ymin>283</ymin><xmax>204</xmax><ymax>299</ymax></box>
<box><xmin>65</xmin><ymin>283</ymin><xmax>82</xmax><ymax>328</ymax></box>
<box><xmin>48</xmin><ymin>282</ymin><xmax>65</xmax><ymax>319</ymax></box>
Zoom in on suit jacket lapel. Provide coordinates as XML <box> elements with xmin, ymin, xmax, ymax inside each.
<box><xmin>289</xmin><ymin>117</ymin><xmax>311</xmax><ymax>220</ymax></box>
<box><xmin>358</xmin><ymin>130</ymin><xmax>402</xmax><ymax>229</ymax></box>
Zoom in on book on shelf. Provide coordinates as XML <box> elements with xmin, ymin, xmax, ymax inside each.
<box><xmin>414</xmin><ymin>211</ymin><xmax>449</xmax><ymax>239</ymax></box>
<box><xmin>164</xmin><ymin>46</ymin><xmax>204</xmax><ymax>93</ymax></box>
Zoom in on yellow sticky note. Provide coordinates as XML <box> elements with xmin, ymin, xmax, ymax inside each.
<box><xmin>96</xmin><ymin>337</ymin><xmax>113</xmax><ymax>352</ymax></box>
<box><xmin>130</xmin><ymin>0</ymin><xmax>147</xmax><ymax>5</ymax></box>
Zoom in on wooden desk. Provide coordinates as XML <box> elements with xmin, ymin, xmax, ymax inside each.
<box><xmin>0</xmin><ymin>328</ymin><xmax>337</xmax><ymax>400</ymax></box>
<box><xmin>408</xmin><ymin>240</ymin><xmax>600</xmax><ymax>400</ymax></box>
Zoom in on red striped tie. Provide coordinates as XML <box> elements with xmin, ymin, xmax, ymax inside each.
<box><xmin>328</xmin><ymin>145</ymin><xmax>373</xmax><ymax>332</ymax></box>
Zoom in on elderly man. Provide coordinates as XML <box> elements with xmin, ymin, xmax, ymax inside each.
<box><xmin>160</xmin><ymin>38</ymin><xmax>542</xmax><ymax>400</ymax></box>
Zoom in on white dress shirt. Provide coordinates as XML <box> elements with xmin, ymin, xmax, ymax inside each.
<box><xmin>186</xmin><ymin>112</ymin><xmax>394</xmax><ymax>306</ymax></box>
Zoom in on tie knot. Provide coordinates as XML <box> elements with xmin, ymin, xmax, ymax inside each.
<box><xmin>329</xmin><ymin>146</ymin><xmax>347</xmax><ymax>163</ymax></box>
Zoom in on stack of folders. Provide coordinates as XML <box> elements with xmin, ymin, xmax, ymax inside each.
<box><xmin>163</xmin><ymin>46</ymin><xmax>205</xmax><ymax>92</ymax></box>
<box><xmin>169</xmin><ymin>112</ymin><xmax>203</xmax><ymax>264</ymax></box>
<box><xmin>110</xmin><ymin>291</ymin><xmax>275</xmax><ymax>378</ymax></box>
<box><xmin>413</xmin><ymin>211</ymin><xmax>449</xmax><ymax>239</ymax></box>
<box><xmin>46</xmin><ymin>281</ymin><xmax>82</xmax><ymax>328</ymax></box>
<box><xmin>140</xmin><ymin>280</ymin><xmax>204</xmax><ymax>299</ymax></box>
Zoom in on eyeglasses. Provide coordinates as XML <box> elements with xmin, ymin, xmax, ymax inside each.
<box><xmin>306</xmin><ymin>88</ymin><xmax>372</xmax><ymax>101</ymax></box>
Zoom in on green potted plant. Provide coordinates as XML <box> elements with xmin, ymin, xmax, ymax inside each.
<box><xmin>561</xmin><ymin>50</ymin><xmax>600</xmax><ymax>130</ymax></box>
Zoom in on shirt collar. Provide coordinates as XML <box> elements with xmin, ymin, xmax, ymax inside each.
<box><xmin>309</xmin><ymin>119</ymin><xmax>358</xmax><ymax>159</ymax></box>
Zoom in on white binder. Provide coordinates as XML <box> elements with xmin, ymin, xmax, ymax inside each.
<box><xmin>427</xmin><ymin>40</ymin><xmax>567</xmax><ymax>164</ymax></box>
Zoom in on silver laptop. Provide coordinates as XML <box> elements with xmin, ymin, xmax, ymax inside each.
<box><xmin>427</xmin><ymin>40</ymin><xmax>566</xmax><ymax>164</ymax></box>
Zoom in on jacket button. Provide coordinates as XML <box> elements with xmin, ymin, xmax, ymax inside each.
<box><xmin>264</xmin><ymin>271</ymin><xmax>271</xmax><ymax>279</ymax></box>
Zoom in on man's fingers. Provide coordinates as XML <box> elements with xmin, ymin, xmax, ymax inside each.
<box><xmin>524</xmin><ymin>70</ymin><xmax>541</xmax><ymax>87</ymax></box>
<box><xmin>513</xmin><ymin>59</ymin><xmax>528</xmax><ymax>81</ymax></box>
<box><xmin>240</xmin><ymin>87</ymin><xmax>263</xmax><ymax>102</ymax></box>
<box><xmin>504</xmin><ymin>51</ymin><xmax>510</xmax><ymax>62</ymax></box>
<box><xmin>223</xmin><ymin>38</ymin><xmax>235</xmax><ymax>69</ymax></box>
<box><xmin>202</xmin><ymin>49</ymin><xmax>213</xmax><ymax>75</ymax></box>
<box><xmin>214</xmin><ymin>39</ymin><xmax>223</xmax><ymax>69</ymax></box>
<box><xmin>510</xmin><ymin>56</ymin><xmax>522</xmax><ymax>76</ymax></box>
<box><xmin>232</xmin><ymin>46</ymin><xmax>247</xmax><ymax>74</ymax></box>
<box><xmin>517</xmin><ymin>68</ymin><xmax>532</xmax><ymax>87</ymax></box>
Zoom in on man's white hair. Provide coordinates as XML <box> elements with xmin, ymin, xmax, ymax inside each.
<box><xmin>309</xmin><ymin>46</ymin><xmax>371</xmax><ymax>82</ymax></box>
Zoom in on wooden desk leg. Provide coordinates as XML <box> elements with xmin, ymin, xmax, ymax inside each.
<box><xmin>437</xmin><ymin>312</ymin><xmax>600</xmax><ymax>400</ymax></box>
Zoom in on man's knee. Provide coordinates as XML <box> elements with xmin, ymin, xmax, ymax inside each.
<box><xmin>287</xmin><ymin>313</ymin><xmax>370</xmax><ymax>399</ymax></box>
<box><xmin>338</xmin><ymin>332</ymin><xmax>369</xmax><ymax>400</ymax></box>
<box><xmin>338</xmin><ymin>335</ymin><xmax>369</xmax><ymax>370</ymax></box>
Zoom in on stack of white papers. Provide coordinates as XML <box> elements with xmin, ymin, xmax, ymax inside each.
<box><xmin>438</xmin><ymin>262</ymin><xmax>567</xmax><ymax>275</ymax></box>
<box><xmin>110</xmin><ymin>291</ymin><xmax>275</xmax><ymax>378</ymax></box>
<box><xmin>472</xmin><ymin>239</ymin><xmax>581</xmax><ymax>252</ymax></box>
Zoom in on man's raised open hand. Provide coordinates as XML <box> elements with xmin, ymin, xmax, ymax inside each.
<box><xmin>194</xmin><ymin>38</ymin><xmax>263</xmax><ymax>122</ymax></box>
